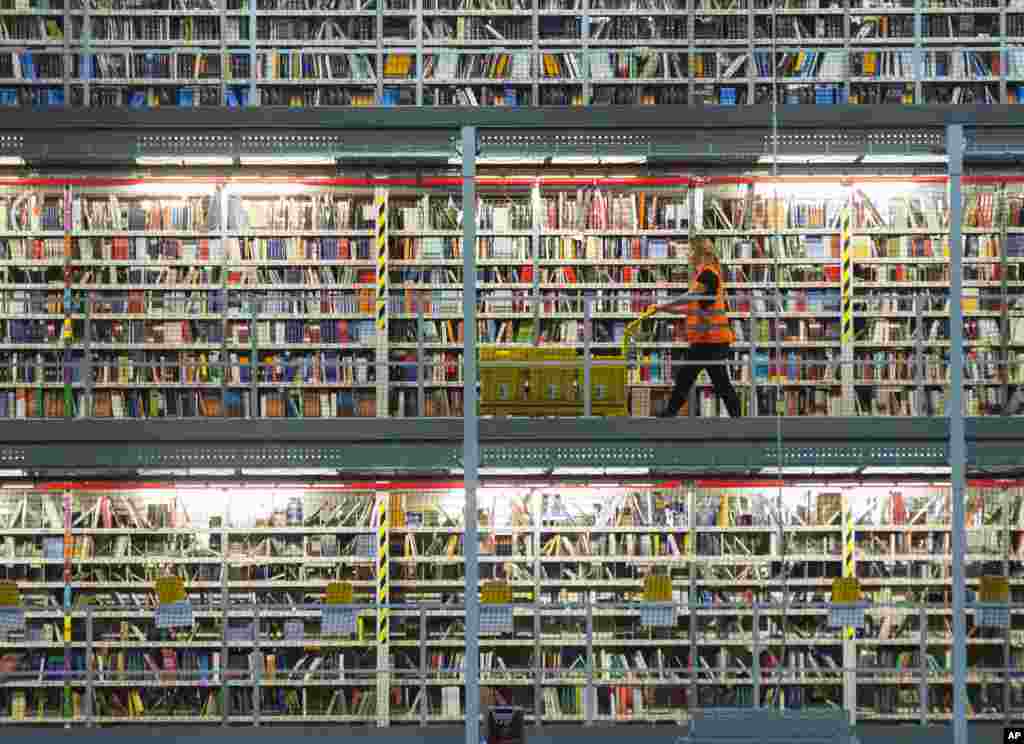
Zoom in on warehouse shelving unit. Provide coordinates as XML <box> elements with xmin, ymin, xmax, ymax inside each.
<box><xmin>0</xmin><ymin>170</ymin><xmax>1021</xmax><ymax>419</ymax></box>
<box><xmin>6</xmin><ymin>0</ymin><xmax>1024</xmax><ymax>106</ymax></box>
<box><xmin>1</xmin><ymin>479</ymin><xmax>1023</xmax><ymax>725</ymax></box>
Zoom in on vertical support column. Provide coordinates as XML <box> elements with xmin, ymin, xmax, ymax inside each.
<box><xmin>913</xmin><ymin>0</ymin><xmax>923</xmax><ymax>104</ymax></box>
<box><xmin>376</xmin><ymin>492</ymin><xmax>390</xmax><ymax>727</ymax></box>
<box><xmin>419</xmin><ymin>607</ymin><xmax>428</xmax><ymax>726</ymax></box>
<box><xmin>583</xmin><ymin>295</ymin><xmax>592</xmax><ymax>417</ymax></box>
<box><xmin>914</xmin><ymin>293</ymin><xmax>925</xmax><ymax>416</ymax></box>
<box><xmin>688</xmin><ymin>483</ymin><xmax>697</xmax><ymax>716</ymax></box>
<box><xmin>218</xmin><ymin>185</ymin><xmax>229</xmax><ymax>415</ymax></box>
<box><xmin>685</xmin><ymin>0</ymin><xmax>695</xmax><ymax>105</ymax></box>
<box><xmin>842</xmin><ymin>490</ymin><xmax>856</xmax><ymax>725</ymax></box>
<box><xmin>752</xmin><ymin>602</ymin><xmax>760</xmax><ymax>707</ymax></box>
<box><xmin>82</xmin><ymin>290</ymin><xmax>92</xmax><ymax>418</ymax></box>
<box><xmin>221</xmin><ymin>518</ymin><xmax>229</xmax><ymax>725</ymax></box>
<box><xmin>85</xmin><ymin>605</ymin><xmax>94</xmax><ymax>727</ymax></box>
<box><xmin>840</xmin><ymin>202</ymin><xmax>855</xmax><ymax>416</ymax></box>
<box><xmin>999</xmin><ymin>181</ymin><xmax>1011</xmax><ymax>413</ymax></box>
<box><xmin>919</xmin><ymin>604</ymin><xmax>928</xmax><ymax>726</ymax></box>
<box><xmin>218</xmin><ymin>0</ymin><xmax>227</xmax><ymax>105</ymax></box>
<box><xmin>581</xmin><ymin>0</ymin><xmax>591</xmax><ymax>105</ymax></box>
<box><xmin>80</xmin><ymin>13</ymin><xmax>92</xmax><ymax>107</ymax></box>
<box><xmin>252</xmin><ymin>603</ymin><xmax>261</xmax><ymax>726</ymax></box>
<box><xmin>999</xmin><ymin>6</ymin><xmax>1008</xmax><ymax>104</ymax></box>
<box><xmin>62</xmin><ymin>489</ymin><xmax>72</xmax><ymax>726</ymax></box>
<box><xmin>585</xmin><ymin>595</ymin><xmax>594</xmax><ymax>726</ymax></box>
<box><xmin>417</xmin><ymin>306</ymin><xmax>426</xmax><ymax>416</ymax></box>
<box><xmin>249</xmin><ymin>295</ymin><xmax>259</xmax><ymax>419</ymax></box>
<box><xmin>947</xmin><ymin>122</ymin><xmax>968</xmax><ymax>744</ymax></box>
<box><xmin>749</xmin><ymin>311</ymin><xmax>757</xmax><ymax>419</ymax></box>
<box><xmin>533</xmin><ymin>605</ymin><xmax>542</xmax><ymax>727</ymax></box>
<box><xmin>462</xmin><ymin>124</ymin><xmax>481</xmax><ymax>744</ymax></box>
<box><xmin>247</xmin><ymin>0</ymin><xmax>256</xmax><ymax>105</ymax></box>
<box><xmin>531</xmin><ymin>181</ymin><xmax>541</xmax><ymax>345</ymax></box>
<box><xmin>414</xmin><ymin>0</ymin><xmax>423</xmax><ymax>105</ymax></box>
<box><xmin>375</xmin><ymin>187</ymin><xmax>389</xmax><ymax>418</ymax></box>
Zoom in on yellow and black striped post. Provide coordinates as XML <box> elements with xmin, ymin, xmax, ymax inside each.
<box><xmin>374</xmin><ymin>189</ymin><xmax>388</xmax><ymax>418</ymax></box>
<box><xmin>840</xmin><ymin>204</ymin><xmax>854</xmax><ymax>414</ymax></box>
<box><xmin>375</xmin><ymin>190</ymin><xmax>388</xmax><ymax>334</ymax></box>
<box><xmin>376</xmin><ymin>493</ymin><xmax>389</xmax><ymax>725</ymax></box>
<box><xmin>377</xmin><ymin>494</ymin><xmax>389</xmax><ymax>644</ymax></box>
<box><xmin>841</xmin><ymin>492</ymin><xmax>855</xmax><ymax>640</ymax></box>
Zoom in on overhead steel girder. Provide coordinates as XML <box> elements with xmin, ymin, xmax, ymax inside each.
<box><xmin>0</xmin><ymin>104</ymin><xmax>992</xmax><ymax>167</ymax></box>
<box><xmin>0</xmin><ymin>417</ymin><xmax>1016</xmax><ymax>477</ymax></box>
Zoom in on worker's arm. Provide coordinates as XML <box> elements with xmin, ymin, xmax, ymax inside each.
<box><xmin>655</xmin><ymin>274</ymin><xmax>716</xmax><ymax>314</ymax></box>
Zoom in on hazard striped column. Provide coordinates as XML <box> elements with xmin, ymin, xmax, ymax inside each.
<box><xmin>376</xmin><ymin>493</ymin><xmax>390</xmax><ymax>726</ymax></box>
<box><xmin>374</xmin><ymin>189</ymin><xmax>388</xmax><ymax>418</ymax></box>
<box><xmin>841</xmin><ymin>492</ymin><xmax>855</xmax><ymax>640</ymax></box>
<box><xmin>840</xmin><ymin>204</ymin><xmax>855</xmax><ymax>415</ymax></box>
<box><xmin>841</xmin><ymin>490</ymin><xmax>856</xmax><ymax>721</ymax></box>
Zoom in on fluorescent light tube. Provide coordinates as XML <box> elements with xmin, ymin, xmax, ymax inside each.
<box><xmin>240</xmin><ymin>155</ymin><xmax>337</xmax><ymax>165</ymax></box>
<box><xmin>138</xmin><ymin>469</ymin><xmax>190</xmax><ymax>476</ymax></box>
<box><xmin>0</xmin><ymin>156</ymin><xmax>24</xmax><ymax>166</ymax></box>
<box><xmin>450</xmin><ymin>467</ymin><xmax>547</xmax><ymax>476</ymax></box>
<box><xmin>0</xmin><ymin>469</ymin><xmax>27</xmax><ymax>477</ymax></box>
<box><xmin>759</xmin><ymin>466</ymin><xmax>860</xmax><ymax>475</ymax></box>
<box><xmin>187</xmin><ymin>468</ymin><xmax>237</xmax><ymax>477</ymax></box>
<box><xmin>136</xmin><ymin>156</ymin><xmax>234</xmax><ymax>166</ymax></box>
<box><xmin>449</xmin><ymin>155</ymin><xmax>646</xmax><ymax>165</ymax></box>
<box><xmin>552</xmin><ymin>467</ymin><xmax>650</xmax><ymax>476</ymax></box>
<box><xmin>758</xmin><ymin>154</ymin><xmax>859</xmax><ymax>164</ymax></box>
<box><xmin>240</xmin><ymin>468</ymin><xmax>339</xmax><ymax>476</ymax></box>
<box><xmin>860</xmin><ymin>153</ymin><xmax>948</xmax><ymax>164</ymax></box>
<box><xmin>860</xmin><ymin>466</ymin><xmax>951</xmax><ymax>475</ymax></box>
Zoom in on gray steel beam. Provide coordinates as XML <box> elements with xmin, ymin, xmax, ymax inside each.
<box><xmin>0</xmin><ymin>417</ymin><xmax>1022</xmax><ymax>475</ymax></box>
<box><xmin>462</xmin><ymin>124</ymin><xmax>481</xmax><ymax>744</ymax></box>
<box><xmin>947</xmin><ymin>123</ymin><xmax>968</xmax><ymax>744</ymax></box>
<box><xmin>0</xmin><ymin>105</ymin><xmax>1020</xmax><ymax>133</ymax></box>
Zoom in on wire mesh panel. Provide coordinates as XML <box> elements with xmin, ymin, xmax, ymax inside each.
<box><xmin>480</xmin><ymin>605</ymin><xmax>514</xmax><ymax>635</ymax></box>
<box><xmin>155</xmin><ymin>600</ymin><xmax>194</xmax><ymax>629</ymax></box>
<box><xmin>0</xmin><ymin>606</ymin><xmax>25</xmax><ymax>631</ymax></box>
<box><xmin>322</xmin><ymin>606</ymin><xmax>359</xmax><ymax>635</ymax></box>
<box><xmin>975</xmin><ymin>603</ymin><xmax>1009</xmax><ymax>629</ymax></box>
<box><xmin>828</xmin><ymin>604</ymin><xmax>866</xmax><ymax>630</ymax></box>
<box><xmin>639</xmin><ymin>603</ymin><xmax>678</xmax><ymax>628</ymax></box>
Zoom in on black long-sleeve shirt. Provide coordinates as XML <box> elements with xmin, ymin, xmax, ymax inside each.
<box><xmin>695</xmin><ymin>268</ymin><xmax>719</xmax><ymax>308</ymax></box>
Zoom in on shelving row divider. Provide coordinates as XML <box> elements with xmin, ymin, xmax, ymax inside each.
<box><xmin>585</xmin><ymin>593</ymin><xmax>594</xmax><ymax>727</ymax></box>
<box><xmin>85</xmin><ymin>604</ymin><xmax>94</xmax><ymax>728</ymax></box>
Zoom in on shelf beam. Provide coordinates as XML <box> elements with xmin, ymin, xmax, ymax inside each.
<box><xmin>0</xmin><ymin>417</ymin><xmax>1021</xmax><ymax>476</ymax></box>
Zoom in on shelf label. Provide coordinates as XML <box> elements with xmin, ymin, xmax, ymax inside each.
<box><xmin>155</xmin><ymin>577</ymin><xmax>186</xmax><ymax>605</ymax></box>
<box><xmin>643</xmin><ymin>575</ymin><xmax>672</xmax><ymax>603</ymax></box>
<box><xmin>482</xmin><ymin>581</ymin><xmax>512</xmax><ymax>605</ymax></box>
<box><xmin>980</xmin><ymin>575</ymin><xmax>1009</xmax><ymax>603</ymax></box>
<box><xmin>326</xmin><ymin>581</ymin><xmax>353</xmax><ymax>605</ymax></box>
<box><xmin>831</xmin><ymin>577</ymin><xmax>861</xmax><ymax>603</ymax></box>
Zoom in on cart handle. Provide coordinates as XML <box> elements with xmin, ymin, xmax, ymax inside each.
<box><xmin>621</xmin><ymin>304</ymin><xmax>660</xmax><ymax>358</ymax></box>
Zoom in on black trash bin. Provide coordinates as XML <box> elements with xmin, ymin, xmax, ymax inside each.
<box><xmin>486</xmin><ymin>706</ymin><xmax>525</xmax><ymax>744</ymax></box>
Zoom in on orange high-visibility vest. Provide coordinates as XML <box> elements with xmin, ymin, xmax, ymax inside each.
<box><xmin>687</xmin><ymin>263</ymin><xmax>734</xmax><ymax>345</ymax></box>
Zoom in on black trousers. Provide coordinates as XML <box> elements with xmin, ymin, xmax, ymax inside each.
<box><xmin>663</xmin><ymin>343</ymin><xmax>742</xmax><ymax>418</ymax></box>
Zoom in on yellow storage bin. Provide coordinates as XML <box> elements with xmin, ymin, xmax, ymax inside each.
<box><xmin>580</xmin><ymin>353</ymin><xmax>628</xmax><ymax>407</ymax></box>
<box><xmin>480</xmin><ymin>346</ymin><xmax>531</xmax><ymax>405</ymax></box>
<box><xmin>529</xmin><ymin>347</ymin><xmax>578</xmax><ymax>404</ymax></box>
